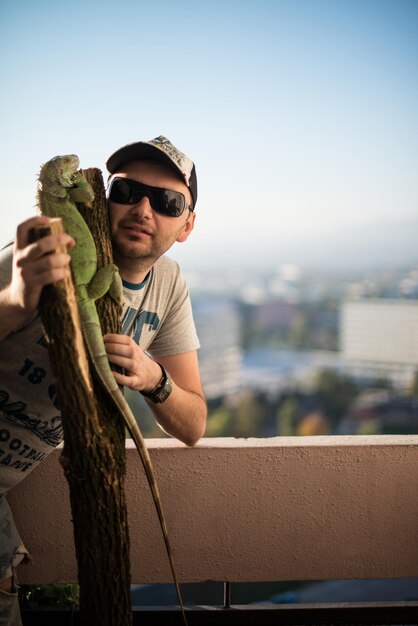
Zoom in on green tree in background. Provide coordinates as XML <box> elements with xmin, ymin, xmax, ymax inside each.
<box><xmin>231</xmin><ymin>392</ymin><xmax>267</xmax><ymax>437</ymax></box>
<box><xmin>206</xmin><ymin>392</ymin><xmax>268</xmax><ymax>438</ymax></box>
<box><xmin>410</xmin><ymin>370</ymin><xmax>418</xmax><ymax>397</ymax></box>
<box><xmin>205</xmin><ymin>406</ymin><xmax>233</xmax><ymax>437</ymax></box>
<box><xmin>277</xmin><ymin>397</ymin><xmax>298</xmax><ymax>436</ymax></box>
<box><xmin>314</xmin><ymin>369</ymin><xmax>357</xmax><ymax>428</ymax></box>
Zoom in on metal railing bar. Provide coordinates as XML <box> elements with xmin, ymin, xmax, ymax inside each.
<box><xmin>21</xmin><ymin>600</ymin><xmax>418</xmax><ymax>626</ymax></box>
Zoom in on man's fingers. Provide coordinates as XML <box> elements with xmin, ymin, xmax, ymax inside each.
<box><xmin>106</xmin><ymin>352</ymin><xmax>134</xmax><ymax>371</ymax></box>
<box><xmin>16</xmin><ymin>234</ymin><xmax>74</xmax><ymax>264</ymax></box>
<box><xmin>15</xmin><ymin>215</ymin><xmax>50</xmax><ymax>249</ymax></box>
<box><xmin>18</xmin><ymin>251</ymin><xmax>72</xmax><ymax>280</ymax></box>
<box><xmin>111</xmin><ymin>370</ymin><xmax>132</xmax><ymax>387</ymax></box>
<box><xmin>103</xmin><ymin>333</ymin><xmax>132</xmax><ymax>346</ymax></box>
<box><xmin>28</xmin><ymin>266</ymin><xmax>72</xmax><ymax>287</ymax></box>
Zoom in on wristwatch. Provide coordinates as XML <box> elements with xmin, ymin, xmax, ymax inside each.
<box><xmin>141</xmin><ymin>364</ymin><xmax>173</xmax><ymax>404</ymax></box>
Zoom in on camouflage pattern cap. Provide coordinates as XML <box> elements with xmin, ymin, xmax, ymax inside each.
<box><xmin>106</xmin><ymin>135</ymin><xmax>198</xmax><ymax>208</ymax></box>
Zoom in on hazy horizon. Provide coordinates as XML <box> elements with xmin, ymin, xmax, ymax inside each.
<box><xmin>169</xmin><ymin>213</ymin><xmax>418</xmax><ymax>273</ymax></box>
<box><xmin>1</xmin><ymin>0</ymin><xmax>417</xmax><ymax>273</ymax></box>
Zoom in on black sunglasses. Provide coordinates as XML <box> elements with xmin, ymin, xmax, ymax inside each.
<box><xmin>108</xmin><ymin>177</ymin><xmax>193</xmax><ymax>217</ymax></box>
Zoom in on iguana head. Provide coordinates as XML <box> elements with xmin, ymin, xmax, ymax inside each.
<box><xmin>39</xmin><ymin>154</ymin><xmax>80</xmax><ymax>189</ymax></box>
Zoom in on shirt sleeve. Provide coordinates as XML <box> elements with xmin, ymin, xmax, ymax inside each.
<box><xmin>147</xmin><ymin>259</ymin><xmax>200</xmax><ymax>357</ymax></box>
<box><xmin>0</xmin><ymin>243</ymin><xmax>13</xmax><ymax>291</ymax></box>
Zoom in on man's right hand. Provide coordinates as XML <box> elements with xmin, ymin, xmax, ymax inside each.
<box><xmin>0</xmin><ymin>216</ymin><xmax>75</xmax><ymax>340</ymax></box>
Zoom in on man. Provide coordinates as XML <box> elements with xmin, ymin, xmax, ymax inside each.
<box><xmin>0</xmin><ymin>136</ymin><xmax>206</xmax><ymax>624</ymax></box>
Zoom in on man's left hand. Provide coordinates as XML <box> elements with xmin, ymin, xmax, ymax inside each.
<box><xmin>103</xmin><ymin>334</ymin><xmax>162</xmax><ymax>392</ymax></box>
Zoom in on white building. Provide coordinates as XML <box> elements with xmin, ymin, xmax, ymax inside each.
<box><xmin>340</xmin><ymin>299</ymin><xmax>418</xmax><ymax>387</ymax></box>
<box><xmin>192</xmin><ymin>297</ymin><xmax>242</xmax><ymax>399</ymax></box>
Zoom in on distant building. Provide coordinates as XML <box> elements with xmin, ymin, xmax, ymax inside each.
<box><xmin>254</xmin><ymin>300</ymin><xmax>298</xmax><ymax>331</ymax></box>
<box><xmin>340</xmin><ymin>299</ymin><xmax>418</xmax><ymax>387</ymax></box>
<box><xmin>192</xmin><ymin>297</ymin><xmax>242</xmax><ymax>399</ymax></box>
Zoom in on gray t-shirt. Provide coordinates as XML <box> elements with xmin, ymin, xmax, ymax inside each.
<box><xmin>0</xmin><ymin>243</ymin><xmax>199</xmax><ymax>495</ymax></box>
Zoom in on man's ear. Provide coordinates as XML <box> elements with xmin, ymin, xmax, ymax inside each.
<box><xmin>176</xmin><ymin>212</ymin><xmax>196</xmax><ymax>243</ymax></box>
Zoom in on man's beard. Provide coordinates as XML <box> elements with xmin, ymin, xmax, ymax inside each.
<box><xmin>112</xmin><ymin>234</ymin><xmax>163</xmax><ymax>274</ymax></box>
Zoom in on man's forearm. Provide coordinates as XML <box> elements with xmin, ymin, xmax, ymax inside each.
<box><xmin>147</xmin><ymin>382</ymin><xmax>207</xmax><ymax>447</ymax></box>
<box><xmin>102</xmin><ymin>338</ymin><xmax>206</xmax><ymax>446</ymax></box>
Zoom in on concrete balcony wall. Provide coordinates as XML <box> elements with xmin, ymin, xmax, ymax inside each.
<box><xmin>8</xmin><ymin>435</ymin><xmax>418</xmax><ymax>585</ymax></box>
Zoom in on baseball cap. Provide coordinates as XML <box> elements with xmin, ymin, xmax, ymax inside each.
<box><xmin>106</xmin><ymin>135</ymin><xmax>198</xmax><ymax>208</ymax></box>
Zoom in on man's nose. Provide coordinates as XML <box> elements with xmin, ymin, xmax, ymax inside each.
<box><xmin>130</xmin><ymin>195</ymin><xmax>153</xmax><ymax>218</ymax></box>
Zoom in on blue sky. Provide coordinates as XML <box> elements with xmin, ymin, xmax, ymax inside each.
<box><xmin>0</xmin><ymin>0</ymin><xmax>417</xmax><ymax>270</ymax></box>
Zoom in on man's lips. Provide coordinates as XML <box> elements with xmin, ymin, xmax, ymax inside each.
<box><xmin>121</xmin><ymin>223</ymin><xmax>152</xmax><ymax>237</ymax></box>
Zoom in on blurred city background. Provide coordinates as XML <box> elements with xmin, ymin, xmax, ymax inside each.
<box><xmin>128</xmin><ymin>261</ymin><xmax>418</xmax><ymax>440</ymax></box>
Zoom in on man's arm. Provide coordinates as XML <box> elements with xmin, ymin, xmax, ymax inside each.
<box><xmin>0</xmin><ymin>216</ymin><xmax>74</xmax><ymax>342</ymax></box>
<box><xmin>150</xmin><ymin>351</ymin><xmax>207</xmax><ymax>447</ymax></box>
<box><xmin>103</xmin><ymin>334</ymin><xmax>207</xmax><ymax>446</ymax></box>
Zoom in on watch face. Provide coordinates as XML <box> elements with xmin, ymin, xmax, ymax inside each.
<box><xmin>156</xmin><ymin>378</ymin><xmax>173</xmax><ymax>403</ymax></box>
<box><xmin>142</xmin><ymin>368</ymin><xmax>173</xmax><ymax>403</ymax></box>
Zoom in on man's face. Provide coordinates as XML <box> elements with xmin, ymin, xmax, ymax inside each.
<box><xmin>107</xmin><ymin>160</ymin><xmax>195</xmax><ymax>268</ymax></box>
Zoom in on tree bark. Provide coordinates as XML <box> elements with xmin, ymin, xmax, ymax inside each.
<box><xmin>33</xmin><ymin>168</ymin><xmax>132</xmax><ymax>626</ymax></box>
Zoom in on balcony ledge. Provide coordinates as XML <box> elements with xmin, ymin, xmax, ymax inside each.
<box><xmin>8</xmin><ymin>434</ymin><xmax>418</xmax><ymax>585</ymax></box>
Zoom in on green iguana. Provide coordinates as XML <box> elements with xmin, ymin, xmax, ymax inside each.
<box><xmin>37</xmin><ymin>154</ymin><xmax>186</xmax><ymax>623</ymax></box>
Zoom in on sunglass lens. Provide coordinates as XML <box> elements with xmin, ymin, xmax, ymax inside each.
<box><xmin>109</xmin><ymin>178</ymin><xmax>138</xmax><ymax>204</ymax></box>
<box><xmin>109</xmin><ymin>178</ymin><xmax>187</xmax><ymax>217</ymax></box>
<box><xmin>162</xmin><ymin>190</ymin><xmax>185</xmax><ymax>217</ymax></box>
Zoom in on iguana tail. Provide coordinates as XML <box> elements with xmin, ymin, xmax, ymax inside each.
<box><xmin>109</xmin><ymin>382</ymin><xmax>187</xmax><ymax>623</ymax></box>
<box><xmin>79</xmin><ymin>306</ymin><xmax>187</xmax><ymax>625</ymax></box>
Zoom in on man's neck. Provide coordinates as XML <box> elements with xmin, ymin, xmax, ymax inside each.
<box><xmin>114</xmin><ymin>253</ymin><xmax>154</xmax><ymax>285</ymax></box>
